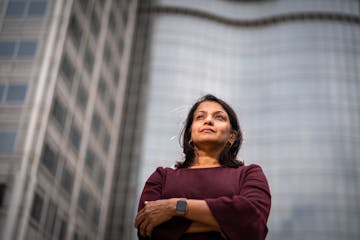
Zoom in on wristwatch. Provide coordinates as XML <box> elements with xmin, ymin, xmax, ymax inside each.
<box><xmin>176</xmin><ymin>198</ymin><xmax>187</xmax><ymax>216</ymax></box>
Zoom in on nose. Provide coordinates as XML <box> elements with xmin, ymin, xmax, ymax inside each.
<box><xmin>204</xmin><ymin>115</ymin><xmax>213</xmax><ymax>125</ymax></box>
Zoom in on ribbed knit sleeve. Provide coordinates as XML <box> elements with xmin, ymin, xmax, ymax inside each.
<box><xmin>205</xmin><ymin>165</ymin><xmax>271</xmax><ymax>240</ymax></box>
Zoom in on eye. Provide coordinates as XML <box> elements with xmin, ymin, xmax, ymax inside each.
<box><xmin>195</xmin><ymin>115</ymin><xmax>204</xmax><ymax>120</ymax></box>
<box><xmin>215</xmin><ymin>115</ymin><xmax>225</xmax><ymax>120</ymax></box>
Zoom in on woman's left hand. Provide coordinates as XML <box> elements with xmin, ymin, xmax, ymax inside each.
<box><xmin>135</xmin><ymin>198</ymin><xmax>177</xmax><ymax>237</ymax></box>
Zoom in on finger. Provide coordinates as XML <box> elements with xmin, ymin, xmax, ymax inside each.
<box><xmin>134</xmin><ymin>210</ymin><xmax>145</xmax><ymax>228</ymax></box>
<box><xmin>140</xmin><ymin>218</ymin><xmax>150</xmax><ymax>237</ymax></box>
<box><xmin>145</xmin><ymin>222</ymin><xmax>154</xmax><ymax>237</ymax></box>
<box><xmin>143</xmin><ymin>213</ymin><xmax>156</xmax><ymax>237</ymax></box>
<box><xmin>134</xmin><ymin>213</ymin><xmax>141</xmax><ymax>228</ymax></box>
<box><xmin>140</xmin><ymin>224</ymin><xmax>146</xmax><ymax>237</ymax></box>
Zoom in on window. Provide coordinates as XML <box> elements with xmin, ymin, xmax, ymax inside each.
<box><xmin>98</xmin><ymin>77</ymin><xmax>107</xmax><ymax>100</ymax></box>
<box><xmin>108</xmin><ymin>12</ymin><xmax>116</xmax><ymax>33</ymax></box>
<box><xmin>78</xmin><ymin>0</ymin><xmax>89</xmax><ymax>13</ymax></box>
<box><xmin>51</xmin><ymin>97</ymin><xmax>67</xmax><ymax>130</ymax></box>
<box><xmin>61</xmin><ymin>166</ymin><xmax>74</xmax><ymax>194</ymax></box>
<box><xmin>72</xmin><ymin>232</ymin><xmax>80</xmax><ymax>240</ymax></box>
<box><xmin>78</xmin><ymin>188</ymin><xmax>89</xmax><ymax>212</ymax></box>
<box><xmin>76</xmin><ymin>82</ymin><xmax>88</xmax><ymax>110</ymax></box>
<box><xmin>85</xmin><ymin>149</ymin><xmax>95</xmax><ymax>170</ymax></box>
<box><xmin>122</xmin><ymin>10</ymin><xmax>128</xmax><ymax>27</ymax></box>
<box><xmin>0</xmin><ymin>184</ymin><xmax>6</xmax><ymax>207</ymax></box>
<box><xmin>117</xmin><ymin>38</ymin><xmax>123</xmax><ymax>56</ymax></box>
<box><xmin>0</xmin><ymin>84</ymin><xmax>5</xmax><ymax>99</ymax></box>
<box><xmin>6</xmin><ymin>84</ymin><xmax>27</xmax><ymax>102</ymax></box>
<box><xmin>84</xmin><ymin>48</ymin><xmax>94</xmax><ymax>74</ymax></box>
<box><xmin>0</xmin><ymin>132</ymin><xmax>16</xmax><ymax>154</ymax></box>
<box><xmin>98</xmin><ymin>0</ymin><xmax>106</xmax><ymax>7</ymax></box>
<box><xmin>40</xmin><ymin>143</ymin><xmax>58</xmax><ymax>176</ymax></box>
<box><xmin>17</xmin><ymin>41</ymin><xmax>37</xmax><ymax>58</ymax></box>
<box><xmin>97</xmin><ymin>167</ymin><xmax>105</xmax><ymax>190</ymax></box>
<box><xmin>44</xmin><ymin>200</ymin><xmax>57</xmax><ymax>235</ymax></box>
<box><xmin>69</xmin><ymin>123</ymin><xmax>81</xmax><ymax>152</ymax></box>
<box><xmin>60</xmin><ymin>54</ymin><xmax>75</xmax><ymax>86</ymax></box>
<box><xmin>0</xmin><ymin>84</ymin><xmax>28</xmax><ymax>104</ymax></box>
<box><xmin>28</xmin><ymin>1</ymin><xmax>47</xmax><ymax>16</ymax></box>
<box><xmin>30</xmin><ymin>193</ymin><xmax>44</xmax><ymax>222</ymax></box>
<box><xmin>0</xmin><ymin>41</ymin><xmax>37</xmax><ymax>59</ymax></box>
<box><xmin>113</xmin><ymin>68</ymin><xmax>119</xmax><ymax>86</ymax></box>
<box><xmin>0</xmin><ymin>42</ymin><xmax>16</xmax><ymax>58</ymax></box>
<box><xmin>91</xmin><ymin>112</ymin><xmax>101</xmax><ymax>136</ymax></box>
<box><xmin>91</xmin><ymin>206</ymin><xmax>100</xmax><ymax>225</ymax></box>
<box><xmin>5</xmin><ymin>2</ymin><xmax>26</xmax><ymax>17</ymax></box>
<box><xmin>57</xmin><ymin>218</ymin><xmax>67</xmax><ymax>240</ymax></box>
<box><xmin>90</xmin><ymin>11</ymin><xmax>100</xmax><ymax>39</ymax></box>
<box><xmin>5</xmin><ymin>1</ymin><xmax>47</xmax><ymax>17</ymax></box>
<box><xmin>108</xmin><ymin>99</ymin><xmax>115</xmax><ymax>118</ymax></box>
<box><xmin>68</xmin><ymin>15</ymin><xmax>82</xmax><ymax>46</ymax></box>
<box><xmin>103</xmin><ymin>43</ymin><xmax>111</xmax><ymax>64</ymax></box>
<box><xmin>102</xmin><ymin>131</ymin><xmax>110</xmax><ymax>154</ymax></box>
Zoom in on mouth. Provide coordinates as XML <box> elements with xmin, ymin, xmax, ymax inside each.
<box><xmin>200</xmin><ymin>128</ymin><xmax>215</xmax><ymax>133</ymax></box>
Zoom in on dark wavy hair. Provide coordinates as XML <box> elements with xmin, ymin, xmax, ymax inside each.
<box><xmin>176</xmin><ymin>94</ymin><xmax>244</xmax><ymax>168</ymax></box>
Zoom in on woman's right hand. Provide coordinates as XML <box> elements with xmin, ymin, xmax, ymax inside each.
<box><xmin>135</xmin><ymin>199</ymin><xmax>177</xmax><ymax>237</ymax></box>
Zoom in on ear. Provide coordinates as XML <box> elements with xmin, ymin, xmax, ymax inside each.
<box><xmin>229</xmin><ymin>130</ymin><xmax>238</xmax><ymax>144</ymax></box>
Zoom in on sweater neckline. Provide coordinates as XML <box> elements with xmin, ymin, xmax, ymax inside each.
<box><xmin>184</xmin><ymin>166</ymin><xmax>223</xmax><ymax>170</ymax></box>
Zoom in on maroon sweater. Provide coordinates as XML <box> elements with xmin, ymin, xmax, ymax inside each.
<box><xmin>137</xmin><ymin>164</ymin><xmax>271</xmax><ymax>240</ymax></box>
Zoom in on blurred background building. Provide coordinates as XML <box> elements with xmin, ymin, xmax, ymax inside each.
<box><xmin>0</xmin><ymin>0</ymin><xmax>137</xmax><ymax>239</ymax></box>
<box><xmin>110</xmin><ymin>0</ymin><xmax>360</xmax><ymax>239</ymax></box>
<box><xmin>0</xmin><ymin>0</ymin><xmax>359</xmax><ymax>240</ymax></box>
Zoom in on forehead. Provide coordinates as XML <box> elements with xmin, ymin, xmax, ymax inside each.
<box><xmin>194</xmin><ymin>101</ymin><xmax>226</xmax><ymax>113</ymax></box>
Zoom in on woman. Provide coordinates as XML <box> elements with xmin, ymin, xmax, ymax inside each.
<box><xmin>135</xmin><ymin>94</ymin><xmax>271</xmax><ymax>240</ymax></box>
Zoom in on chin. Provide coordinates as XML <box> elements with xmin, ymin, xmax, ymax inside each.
<box><xmin>196</xmin><ymin>139</ymin><xmax>225</xmax><ymax>146</ymax></box>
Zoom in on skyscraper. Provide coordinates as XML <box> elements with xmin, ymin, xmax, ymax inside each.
<box><xmin>0</xmin><ymin>0</ymin><xmax>137</xmax><ymax>239</ymax></box>
<box><xmin>109</xmin><ymin>0</ymin><xmax>360</xmax><ymax>239</ymax></box>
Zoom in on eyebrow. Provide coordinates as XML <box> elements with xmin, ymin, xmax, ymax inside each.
<box><xmin>195</xmin><ymin>110</ymin><xmax>226</xmax><ymax>114</ymax></box>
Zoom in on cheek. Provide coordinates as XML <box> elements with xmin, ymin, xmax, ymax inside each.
<box><xmin>220</xmin><ymin>125</ymin><xmax>232</xmax><ymax>136</ymax></box>
<box><xmin>189</xmin><ymin>124</ymin><xmax>196</xmax><ymax>136</ymax></box>
<box><xmin>190</xmin><ymin>122</ymin><xmax>202</xmax><ymax>139</ymax></box>
<box><xmin>191</xmin><ymin>122</ymin><xmax>200</xmax><ymax>131</ymax></box>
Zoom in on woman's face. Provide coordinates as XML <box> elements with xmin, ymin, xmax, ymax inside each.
<box><xmin>191</xmin><ymin>101</ymin><xmax>235</xmax><ymax>148</ymax></box>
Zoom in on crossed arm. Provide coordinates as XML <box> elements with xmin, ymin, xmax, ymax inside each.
<box><xmin>134</xmin><ymin>165</ymin><xmax>271</xmax><ymax>239</ymax></box>
<box><xmin>134</xmin><ymin>198</ymin><xmax>221</xmax><ymax>237</ymax></box>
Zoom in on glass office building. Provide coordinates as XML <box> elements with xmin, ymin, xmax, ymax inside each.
<box><xmin>113</xmin><ymin>0</ymin><xmax>360</xmax><ymax>239</ymax></box>
<box><xmin>0</xmin><ymin>0</ymin><xmax>137</xmax><ymax>239</ymax></box>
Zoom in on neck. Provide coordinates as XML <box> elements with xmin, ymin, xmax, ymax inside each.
<box><xmin>192</xmin><ymin>146</ymin><xmax>222</xmax><ymax>167</ymax></box>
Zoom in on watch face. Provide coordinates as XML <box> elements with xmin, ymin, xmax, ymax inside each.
<box><xmin>176</xmin><ymin>200</ymin><xmax>187</xmax><ymax>212</ymax></box>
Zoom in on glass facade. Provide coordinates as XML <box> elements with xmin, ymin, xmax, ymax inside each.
<box><xmin>128</xmin><ymin>0</ymin><xmax>360</xmax><ymax>239</ymax></box>
<box><xmin>0</xmin><ymin>0</ymin><xmax>137</xmax><ymax>239</ymax></box>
